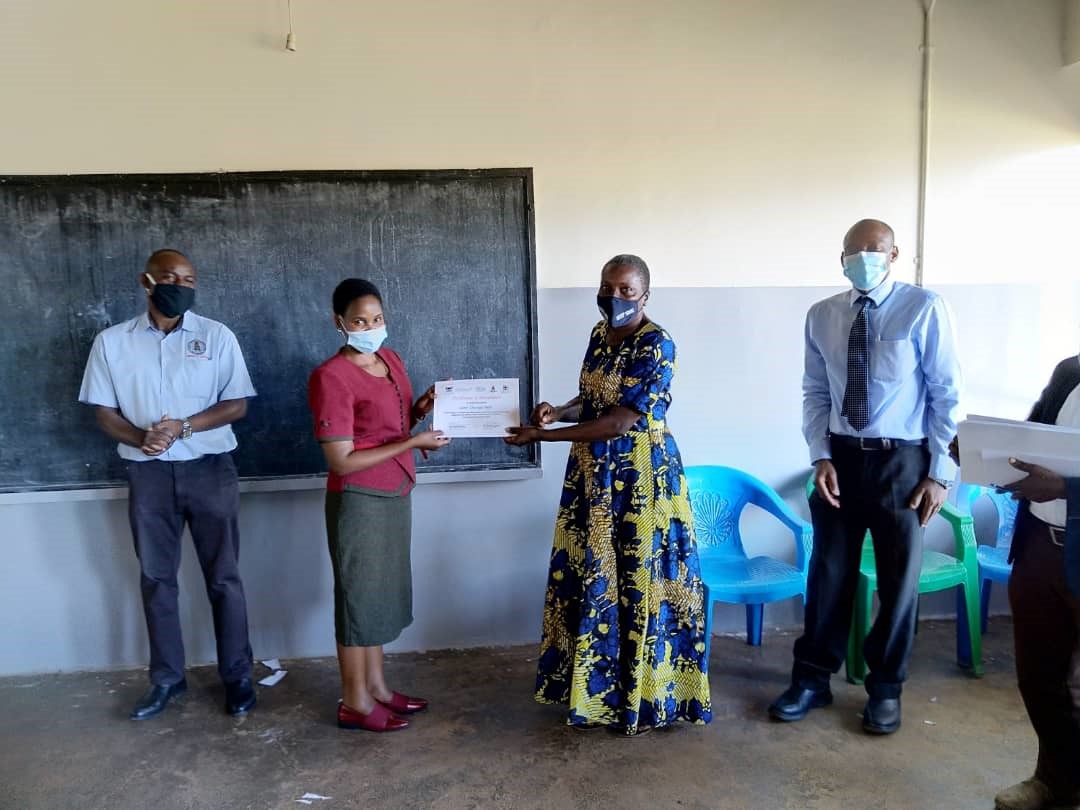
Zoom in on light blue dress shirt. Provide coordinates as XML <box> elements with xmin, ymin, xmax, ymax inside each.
<box><xmin>79</xmin><ymin>311</ymin><xmax>257</xmax><ymax>462</ymax></box>
<box><xmin>803</xmin><ymin>278</ymin><xmax>961</xmax><ymax>483</ymax></box>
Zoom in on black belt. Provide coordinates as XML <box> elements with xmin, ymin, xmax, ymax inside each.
<box><xmin>829</xmin><ymin>434</ymin><xmax>928</xmax><ymax>451</ymax></box>
<box><xmin>1032</xmin><ymin>514</ymin><xmax>1068</xmax><ymax>548</ymax></box>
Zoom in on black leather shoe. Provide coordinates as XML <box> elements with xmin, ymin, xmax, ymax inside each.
<box><xmin>225</xmin><ymin>678</ymin><xmax>256</xmax><ymax>716</ymax></box>
<box><xmin>130</xmin><ymin>679</ymin><xmax>187</xmax><ymax>720</ymax></box>
<box><xmin>768</xmin><ymin>685</ymin><xmax>833</xmax><ymax>722</ymax></box>
<box><xmin>862</xmin><ymin>696</ymin><xmax>901</xmax><ymax>734</ymax></box>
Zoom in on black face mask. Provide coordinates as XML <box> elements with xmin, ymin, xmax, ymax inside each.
<box><xmin>596</xmin><ymin>294</ymin><xmax>641</xmax><ymax>327</ymax></box>
<box><xmin>149</xmin><ymin>282</ymin><xmax>195</xmax><ymax>319</ymax></box>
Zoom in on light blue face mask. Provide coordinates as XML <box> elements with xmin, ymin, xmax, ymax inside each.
<box><xmin>842</xmin><ymin>251</ymin><xmax>890</xmax><ymax>291</ymax></box>
<box><xmin>339</xmin><ymin>321</ymin><xmax>387</xmax><ymax>354</ymax></box>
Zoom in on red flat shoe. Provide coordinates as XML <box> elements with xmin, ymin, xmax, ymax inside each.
<box><xmin>337</xmin><ymin>701</ymin><xmax>409</xmax><ymax>732</ymax></box>
<box><xmin>378</xmin><ymin>691</ymin><xmax>428</xmax><ymax>714</ymax></box>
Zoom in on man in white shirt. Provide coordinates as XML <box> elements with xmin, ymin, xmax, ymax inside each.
<box><xmin>79</xmin><ymin>249</ymin><xmax>258</xmax><ymax>720</ymax></box>
<box><xmin>989</xmin><ymin>355</ymin><xmax>1080</xmax><ymax>810</ymax></box>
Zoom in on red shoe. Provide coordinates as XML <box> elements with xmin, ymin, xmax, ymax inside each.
<box><xmin>378</xmin><ymin>691</ymin><xmax>428</xmax><ymax>714</ymax></box>
<box><xmin>337</xmin><ymin>701</ymin><xmax>409</xmax><ymax>732</ymax></box>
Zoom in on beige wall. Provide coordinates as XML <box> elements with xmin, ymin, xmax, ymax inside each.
<box><xmin>1066</xmin><ymin>0</ymin><xmax>1080</xmax><ymax>65</ymax></box>
<box><xmin>929</xmin><ymin>0</ymin><xmax>1080</xmax><ymax>286</ymax></box>
<box><xmin>2</xmin><ymin>0</ymin><xmax>1080</xmax><ymax>672</ymax></box>
<box><xmin>4</xmin><ymin>0</ymin><xmax>1077</xmax><ymax>289</ymax></box>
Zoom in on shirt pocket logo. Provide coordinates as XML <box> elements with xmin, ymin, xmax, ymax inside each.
<box><xmin>871</xmin><ymin>338</ymin><xmax>917</xmax><ymax>382</ymax></box>
<box><xmin>186</xmin><ymin>338</ymin><xmax>210</xmax><ymax>359</ymax></box>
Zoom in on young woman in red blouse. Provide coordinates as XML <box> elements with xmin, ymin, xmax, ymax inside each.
<box><xmin>308</xmin><ymin>278</ymin><xmax>449</xmax><ymax>732</ymax></box>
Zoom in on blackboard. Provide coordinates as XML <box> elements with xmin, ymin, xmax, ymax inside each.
<box><xmin>0</xmin><ymin>170</ymin><xmax>539</xmax><ymax>492</ymax></box>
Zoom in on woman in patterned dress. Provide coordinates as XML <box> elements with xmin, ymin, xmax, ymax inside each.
<box><xmin>505</xmin><ymin>254</ymin><xmax>712</xmax><ymax>735</ymax></box>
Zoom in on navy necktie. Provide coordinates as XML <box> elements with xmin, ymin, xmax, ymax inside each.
<box><xmin>841</xmin><ymin>296</ymin><xmax>872</xmax><ymax>432</ymax></box>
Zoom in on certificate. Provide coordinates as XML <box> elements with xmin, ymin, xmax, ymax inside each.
<box><xmin>433</xmin><ymin>378</ymin><xmax>520</xmax><ymax>438</ymax></box>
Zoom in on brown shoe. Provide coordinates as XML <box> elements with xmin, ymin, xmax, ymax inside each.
<box><xmin>994</xmin><ymin>778</ymin><xmax>1053</xmax><ymax>810</ymax></box>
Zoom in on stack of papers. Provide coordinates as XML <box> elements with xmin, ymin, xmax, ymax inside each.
<box><xmin>957</xmin><ymin>414</ymin><xmax>1080</xmax><ymax>487</ymax></box>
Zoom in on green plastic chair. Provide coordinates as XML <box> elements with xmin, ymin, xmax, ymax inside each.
<box><xmin>805</xmin><ymin>478</ymin><xmax>983</xmax><ymax>683</ymax></box>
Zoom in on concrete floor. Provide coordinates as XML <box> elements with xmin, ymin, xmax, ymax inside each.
<box><xmin>1</xmin><ymin>620</ymin><xmax>1034</xmax><ymax>810</ymax></box>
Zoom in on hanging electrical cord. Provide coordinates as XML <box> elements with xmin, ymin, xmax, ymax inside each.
<box><xmin>285</xmin><ymin>0</ymin><xmax>297</xmax><ymax>51</ymax></box>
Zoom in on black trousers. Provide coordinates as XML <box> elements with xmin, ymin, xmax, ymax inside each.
<box><xmin>127</xmin><ymin>453</ymin><xmax>253</xmax><ymax>686</ymax></box>
<box><xmin>1009</xmin><ymin>510</ymin><xmax>1080</xmax><ymax>801</ymax></box>
<box><xmin>792</xmin><ymin>440</ymin><xmax>929</xmax><ymax>699</ymax></box>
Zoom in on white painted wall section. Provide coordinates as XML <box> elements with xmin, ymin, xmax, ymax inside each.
<box><xmin>1</xmin><ymin>1</ymin><xmax>1079</xmax><ymax>674</ymax></box>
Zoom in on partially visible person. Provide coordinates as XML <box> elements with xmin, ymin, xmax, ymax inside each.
<box><xmin>977</xmin><ymin>354</ymin><xmax>1080</xmax><ymax>810</ymax></box>
<box><xmin>79</xmin><ymin>248</ymin><xmax>258</xmax><ymax>719</ymax></box>
<box><xmin>308</xmin><ymin>278</ymin><xmax>449</xmax><ymax>733</ymax></box>
<box><xmin>770</xmin><ymin>219</ymin><xmax>961</xmax><ymax>735</ymax></box>
<box><xmin>505</xmin><ymin>254</ymin><xmax>712</xmax><ymax>736</ymax></box>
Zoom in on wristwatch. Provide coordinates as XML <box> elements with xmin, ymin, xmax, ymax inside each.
<box><xmin>180</xmin><ymin>419</ymin><xmax>192</xmax><ymax>440</ymax></box>
<box><xmin>931</xmin><ymin>477</ymin><xmax>952</xmax><ymax>489</ymax></box>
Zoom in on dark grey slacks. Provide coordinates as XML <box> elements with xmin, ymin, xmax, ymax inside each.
<box><xmin>127</xmin><ymin>453</ymin><xmax>252</xmax><ymax>686</ymax></box>
<box><xmin>793</xmin><ymin>441</ymin><xmax>929</xmax><ymax>698</ymax></box>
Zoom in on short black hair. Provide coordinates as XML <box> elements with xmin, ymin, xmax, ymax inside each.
<box><xmin>602</xmin><ymin>254</ymin><xmax>650</xmax><ymax>292</ymax></box>
<box><xmin>845</xmin><ymin>219</ymin><xmax>895</xmax><ymax>249</ymax></box>
<box><xmin>146</xmin><ymin>248</ymin><xmax>190</xmax><ymax>266</ymax></box>
<box><xmin>333</xmin><ymin>278</ymin><xmax>382</xmax><ymax>316</ymax></box>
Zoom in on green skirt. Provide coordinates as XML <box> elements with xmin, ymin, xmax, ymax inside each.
<box><xmin>325</xmin><ymin>489</ymin><xmax>413</xmax><ymax>647</ymax></box>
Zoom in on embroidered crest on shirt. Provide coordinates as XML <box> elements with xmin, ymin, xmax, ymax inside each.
<box><xmin>186</xmin><ymin>338</ymin><xmax>209</xmax><ymax>359</ymax></box>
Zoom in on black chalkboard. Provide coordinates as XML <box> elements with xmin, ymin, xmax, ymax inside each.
<box><xmin>0</xmin><ymin>170</ymin><xmax>539</xmax><ymax>492</ymax></box>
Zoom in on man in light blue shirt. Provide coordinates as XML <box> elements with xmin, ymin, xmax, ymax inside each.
<box><xmin>79</xmin><ymin>249</ymin><xmax>258</xmax><ymax>720</ymax></box>
<box><xmin>769</xmin><ymin>219</ymin><xmax>960</xmax><ymax>735</ymax></box>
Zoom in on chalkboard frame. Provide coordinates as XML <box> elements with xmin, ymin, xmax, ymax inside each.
<box><xmin>0</xmin><ymin>168</ymin><xmax>542</xmax><ymax>495</ymax></box>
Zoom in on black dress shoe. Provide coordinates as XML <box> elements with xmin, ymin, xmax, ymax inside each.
<box><xmin>863</xmin><ymin>696</ymin><xmax>901</xmax><ymax>734</ymax></box>
<box><xmin>768</xmin><ymin>685</ymin><xmax>833</xmax><ymax>722</ymax></box>
<box><xmin>130</xmin><ymin>679</ymin><xmax>187</xmax><ymax>720</ymax></box>
<box><xmin>225</xmin><ymin>677</ymin><xmax>256</xmax><ymax>716</ymax></box>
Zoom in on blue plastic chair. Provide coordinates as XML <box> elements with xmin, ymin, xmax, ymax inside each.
<box><xmin>684</xmin><ymin>466</ymin><xmax>813</xmax><ymax>664</ymax></box>
<box><xmin>956</xmin><ymin>483</ymin><xmax>1019</xmax><ymax>633</ymax></box>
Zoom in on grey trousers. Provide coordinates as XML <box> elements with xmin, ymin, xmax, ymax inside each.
<box><xmin>793</xmin><ymin>441</ymin><xmax>929</xmax><ymax>698</ymax></box>
<box><xmin>127</xmin><ymin>453</ymin><xmax>253</xmax><ymax>686</ymax></box>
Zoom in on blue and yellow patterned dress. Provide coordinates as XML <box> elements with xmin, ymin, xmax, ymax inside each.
<box><xmin>535</xmin><ymin>319</ymin><xmax>712</xmax><ymax>734</ymax></box>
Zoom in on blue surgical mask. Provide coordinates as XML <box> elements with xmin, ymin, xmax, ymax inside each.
<box><xmin>842</xmin><ymin>252</ymin><xmax>890</xmax><ymax>292</ymax></box>
<box><xmin>339</xmin><ymin>321</ymin><xmax>387</xmax><ymax>354</ymax></box>
<box><xmin>597</xmin><ymin>295</ymin><xmax>640</xmax><ymax>327</ymax></box>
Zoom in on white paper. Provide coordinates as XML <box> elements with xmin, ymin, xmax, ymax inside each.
<box><xmin>957</xmin><ymin>415</ymin><xmax>1080</xmax><ymax>487</ymax></box>
<box><xmin>433</xmin><ymin>378</ymin><xmax>520</xmax><ymax>438</ymax></box>
<box><xmin>258</xmin><ymin>669</ymin><xmax>287</xmax><ymax>687</ymax></box>
<box><xmin>261</xmin><ymin>658</ymin><xmax>281</xmax><ymax>671</ymax></box>
<box><xmin>300</xmin><ymin>794</ymin><xmax>331</xmax><ymax>801</ymax></box>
